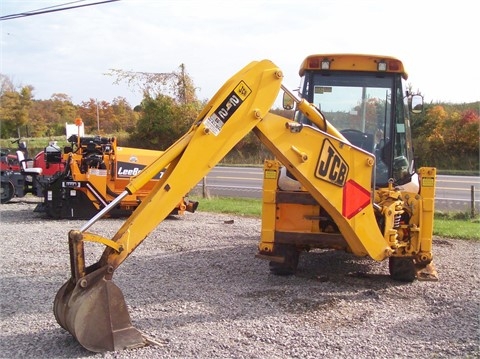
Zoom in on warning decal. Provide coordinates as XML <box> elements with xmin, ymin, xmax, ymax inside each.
<box><xmin>342</xmin><ymin>179</ymin><xmax>371</xmax><ymax>219</ymax></box>
<box><xmin>422</xmin><ymin>177</ymin><xmax>435</xmax><ymax>187</ymax></box>
<box><xmin>204</xmin><ymin>81</ymin><xmax>252</xmax><ymax>136</ymax></box>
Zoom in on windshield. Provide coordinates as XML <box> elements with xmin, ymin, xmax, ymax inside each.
<box><xmin>297</xmin><ymin>71</ymin><xmax>414</xmax><ymax>187</ymax></box>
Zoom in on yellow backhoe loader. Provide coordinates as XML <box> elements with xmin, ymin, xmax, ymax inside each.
<box><xmin>53</xmin><ymin>55</ymin><xmax>437</xmax><ymax>352</ymax></box>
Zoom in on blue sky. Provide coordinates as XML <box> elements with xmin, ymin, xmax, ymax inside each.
<box><xmin>1</xmin><ymin>0</ymin><xmax>478</xmax><ymax>107</ymax></box>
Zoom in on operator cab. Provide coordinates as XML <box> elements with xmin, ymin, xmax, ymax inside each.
<box><xmin>291</xmin><ymin>54</ymin><xmax>422</xmax><ymax>190</ymax></box>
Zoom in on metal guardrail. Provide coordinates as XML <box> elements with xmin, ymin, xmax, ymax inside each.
<box><xmin>193</xmin><ymin>183</ymin><xmax>479</xmax><ymax>216</ymax></box>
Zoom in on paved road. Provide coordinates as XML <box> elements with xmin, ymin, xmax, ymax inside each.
<box><xmin>435</xmin><ymin>175</ymin><xmax>479</xmax><ymax>212</ymax></box>
<box><xmin>193</xmin><ymin>166</ymin><xmax>479</xmax><ymax>212</ymax></box>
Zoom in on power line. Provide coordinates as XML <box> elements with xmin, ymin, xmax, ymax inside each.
<box><xmin>18</xmin><ymin>1</ymin><xmax>92</xmax><ymax>14</ymax></box>
<box><xmin>0</xmin><ymin>0</ymin><xmax>120</xmax><ymax>21</ymax></box>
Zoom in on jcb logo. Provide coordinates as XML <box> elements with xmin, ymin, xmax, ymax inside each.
<box><xmin>234</xmin><ymin>81</ymin><xmax>251</xmax><ymax>101</ymax></box>
<box><xmin>316</xmin><ymin>139</ymin><xmax>349</xmax><ymax>187</ymax></box>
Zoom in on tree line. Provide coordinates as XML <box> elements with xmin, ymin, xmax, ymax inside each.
<box><xmin>411</xmin><ymin>102</ymin><xmax>479</xmax><ymax>172</ymax></box>
<box><xmin>0</xmin><ymin>71</ymin><xmax>478</xmax><ymax>172</ymax></box>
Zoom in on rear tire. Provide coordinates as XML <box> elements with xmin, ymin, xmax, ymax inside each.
<box><xmin>0</xmin><ymin>180</ymin><xmax>15</xmax><ymax>204</ymax></box>
<box><xmin>389</xmin><ymin>257</ymin><xmax>416</xmax><ymax>282</ymax></box>
<box><xmin>269</xmin><ymin>245</ymin><xmax>300</xmax><ymax>276</ymax></box>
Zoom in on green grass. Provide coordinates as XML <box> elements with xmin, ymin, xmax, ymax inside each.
<box><xmin>433</xmin><ymin>219</ymin><xmax>480</xmax><ymax>240</ymax></box>
<box><xmin>191</xmin><ymin>195</ymin><xmax>479</xmax><ymax>240</ymax></box>
<box><xmin>0</xmin><ymin>137</ymin><xmax>69</xmax><ymax>155</ymax></box>
<box><xmin>433</xmin><ymin>212</ymin><xmax>480</xmax><ymax>240</ymax></box>
<box><xmin>192</xmin><ymin>196</ymin><xmax>262</xmax><ymax>217</ymax></box>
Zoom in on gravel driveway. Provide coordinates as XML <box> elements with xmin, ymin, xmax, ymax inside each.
<box><xmin>0</xmin><ymin>198</ymin><xmax>479</xmax><ymax>358</ymax></box>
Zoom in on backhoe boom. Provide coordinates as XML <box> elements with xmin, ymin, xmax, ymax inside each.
<box><xmin>54</xmin><ymin>60</ymin><xmax>285</xmax><ymax>352</ymax></box>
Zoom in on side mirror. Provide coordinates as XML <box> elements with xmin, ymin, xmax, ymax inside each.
<box><xmin>282</xmin><ymin>92</ymin><xmax>295</xmax><ymax>110</ymax></box>
<box><xmin>411</xmin><ymin>94</ymin><xmax>423</xmax><ymax>114</ymax></box>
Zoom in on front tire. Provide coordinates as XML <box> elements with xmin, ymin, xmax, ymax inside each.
<box><xmin>269</xmin><ymin>245</ymin><xmax>300</xmax><ymax>276</ymax></box>
<box><xmin>389</xmin><ymin>257</ymin><xmax>416</xmax><ymax>282</ymax></box>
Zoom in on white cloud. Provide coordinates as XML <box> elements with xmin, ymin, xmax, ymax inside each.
<box><xmin>1</xmin><ymin>0</ymin><xmax>478</xmax><ymax>105</ymax></box>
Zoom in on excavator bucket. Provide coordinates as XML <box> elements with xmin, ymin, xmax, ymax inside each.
<box><xmin>54</xmin><ymin>268</ymin><xmax>146</xmax><ymax>352</ymax></box>
<box><xmin>53</xmin><ymin>231</ymin><xmax>146</xmax><ymax>352</ymax></box>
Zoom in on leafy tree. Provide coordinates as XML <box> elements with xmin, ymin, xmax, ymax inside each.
<box><xmin>412</xmin><ymin>102</ymin><xmax>479</xmax><ymax>171</ymax></box>
<box><xmin>459</xmin><ymin>109</ymin><xmax>480</xmax><ymax>145</ymax></box>
<box><xmin>75</xmin><ymin>97</ymin><xmax>139</xmax><ymax>136</ymax></box>
<box><xmin>0</xmin><ymin>85</ymin><xmax>33</xmax><ymax>138</ymax></box>
<box><xmin>111</xmin><ymin>97</ymin><xmax>139</xmax><ymax>133</ymax></box>
<box><xmin>0</xmin><ymin>74</ymin><xmax>15</xmax><ymax>95</ymax></box>
<box><xmin>29</xmin><ymin>100</ymin><xmax>54</xmax><ymax>137</ymax></box>
<box><xmin>77</xmin><ymin>99</ymin><xmax>113</xmax><ymax>135</ymax></box>
<box><xmin>0</xmin><ymin>74</ymin><xmax>142</xmax><ymax>138</ymax></box>
<box><xmin>48</xmin><ymin>93</ymin><xmax>77</xmax><ymax>136</ymax></box>
<box><xmin>106</xmin><ymin>64</ymin><xmax>197</xmax><ymax>104</ymax></box>
<box><xmin>446</xmin><ymin>108</ymin><xmax>479</xmax><ymax>168</ymax></box>
<box><xmin>110</xmin><ymin>64</ymin><xmax>203</xmax><ymax>149</ymax></box>
<box><xmin>130</xmin><ymin>94</ymin><xmax>200</xmax><ymax>150</ymax></box>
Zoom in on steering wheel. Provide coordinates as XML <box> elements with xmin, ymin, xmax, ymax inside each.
<box><xmin>340</xmin><ymin>129</ymin><xmax>365</xmax><ymax>135</ymax></box>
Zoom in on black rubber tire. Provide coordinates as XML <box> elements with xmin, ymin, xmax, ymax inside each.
<box><xmin>0</xmin><ymin>180</ymin><xmax>15</xmax><ymax>204</ymax></box>
<box><xmin>269</xmin><ymin>246</ymin><xmax>300</xmax><ymax>276</ymax></box>
<box><xmin>389</xmin><ymin>257</ymin><xmax>416</xmax><ymax>282</ymax></box>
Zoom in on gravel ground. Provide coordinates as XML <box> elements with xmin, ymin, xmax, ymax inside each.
<box><xmin>0</xmin><ymin>197</ymin><xmax>479</xmax><ymax>359</ymax></box>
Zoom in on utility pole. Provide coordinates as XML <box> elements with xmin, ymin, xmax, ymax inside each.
<box><xmin>96</xmin><ymin>99</ymin><xmax>100</xmax><ymax>133</ymax></box>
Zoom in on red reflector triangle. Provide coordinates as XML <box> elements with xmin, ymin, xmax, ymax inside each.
<box><xmin>342</xmin><ymin>179</ymin><xmax>371</xmax><ymax>219</ymax></box>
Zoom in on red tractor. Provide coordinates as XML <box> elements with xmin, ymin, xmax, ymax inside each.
<box><xmin>0</xmin><ymin>139</ymin><xmax>23</xmax><ymax>172</ymax></box>
<box><xmin>0</xmin><ymin>152</ymin><xmax>21</xmax><ymax>172</ymax></box>
<box><xmin>0</xmin><ymin>139</ymin><xmax>64</xmax><ymax>204</ymax></box>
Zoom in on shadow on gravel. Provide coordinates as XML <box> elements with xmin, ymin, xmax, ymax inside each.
<box><xmin>385</xmin><ymin>295</ymin><xmax>479</xmax><ymax>357</ymax></box>
<box><xmin>0</xmin><ymin>205</ymin><xmax>44</xmax><ymax>222</ymax></box>
<box><xmin>113</xmin><ymin>243</ymin><xmax>406</xmax><ymax>333</ymax></box>
<box><xmin>0</xmin><ymin>329</ymin><xmax>97</xmax><ymax>359</ymax></box>
<box><xmin>0</xmin><ymin>202</ymin><xmax>182</xmax><ymax>223</ymax></box>
<box><xmin>0</xmin><ymin>229</ymin><xmax>418</xmax><ymax>358</ymax></box>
